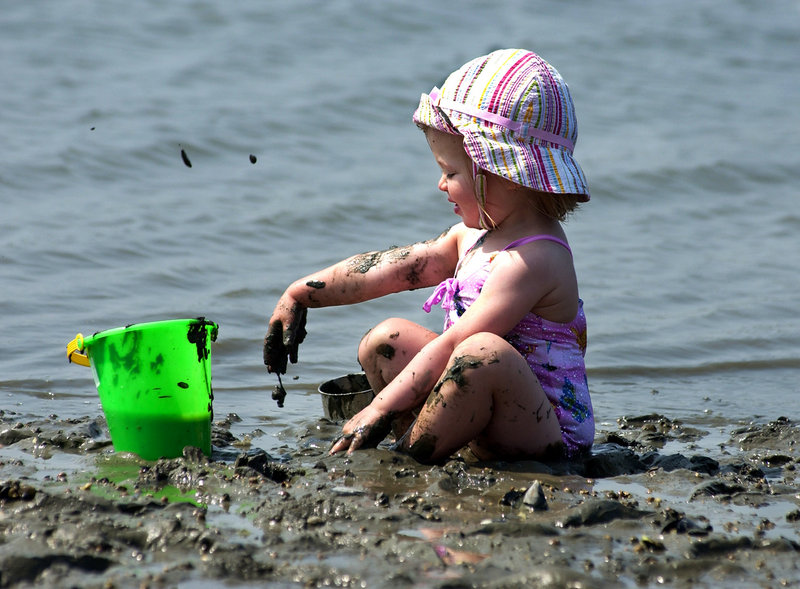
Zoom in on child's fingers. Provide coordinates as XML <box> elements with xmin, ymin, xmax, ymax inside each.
<box><xmin>347</xmin><ymin>430</ymin><xmax>365</xmax><ymax>454</ymax></box>
<box><xmin>284</xmin><ymin>307</ymin><xmax>307</xmax><ymax>345</ymax></box>
<box><xmin>263</xmin><ymin>320</ymin><xmax>287</xmax><ymax>374</ymax></box>
<box><xmin>347</xmin><ymin>426</ymin><xmax>375</xmax><ymax>454</ymax></box>
<box><xmin>284</xmin><ymin>307</ymin><xmax>308</xmax><ymax>365</ymax></box>
<box><xmin>328</xmin><ymin>433</ymin><xmax>353</xmax><ymax>455</ymax></box>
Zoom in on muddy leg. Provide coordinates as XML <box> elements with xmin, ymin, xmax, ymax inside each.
<box><xmin>399</xmin><ymin>333</ymin><xmax>563</xmax><ymax>464</ymax></box>
<box><xmin>358</xmin><ymin>318</ymin><xmax>437</xmax><ymax>438</ymax></box>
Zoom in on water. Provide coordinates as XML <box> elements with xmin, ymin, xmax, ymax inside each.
<box><xmin>2</xmin><ymin>0</ymin><xmax>799</xmax><ymax>453</ymax></box>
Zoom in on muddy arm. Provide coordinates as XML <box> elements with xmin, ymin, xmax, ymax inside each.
<box><xmin>284</xmin><ymin>230</ymin><xmax>459</xmax><ymax>309</ymax></box>
<box><xmin>265</xmin><ymin>227</ymin><xmax>460</xmax><ymax>374</ymax></box>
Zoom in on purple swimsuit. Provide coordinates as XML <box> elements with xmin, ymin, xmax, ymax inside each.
<box><xmin>424</xmin><ymin>232</ymin><xmax>594</xmax><ymax>457</ymax></box>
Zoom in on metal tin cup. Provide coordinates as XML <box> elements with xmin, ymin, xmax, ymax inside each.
<box><xmin>318</xmin><ymin>373</ymin><xmax>375</xmax><ymax>421</ymax></box>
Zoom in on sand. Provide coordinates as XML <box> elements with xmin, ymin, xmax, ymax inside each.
<box><xmin>1</xmin><ymin>410</ymin><xmax>799</xmax><ymax>588</ymax></box>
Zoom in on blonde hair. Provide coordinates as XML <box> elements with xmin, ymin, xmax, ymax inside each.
<box><xmin>495</xmin><ymin>174</ymin><xmax>582</xmax><ymax>222</ymax></box>
<box><xmin>527</xmin><ymin>189</ymin><xmax>582</xmax><ymax>222</ymax></box>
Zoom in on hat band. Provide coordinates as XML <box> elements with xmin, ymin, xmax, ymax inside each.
<box><xmin>429</xmin><ymin>88</ymin><xmax>574</xmax><ymax>152</ymax></box>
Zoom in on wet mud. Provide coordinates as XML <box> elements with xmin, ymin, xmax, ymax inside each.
<box><xmin>186</xmin><ymin>317</ymin><xmax>217</xmax><ymax>363</ymax></box>
<box><xmin>375</xmin><ymin>343</ymin><xmax>395</xmax><ymax>360</ymax></box>
<box><xmin>403</xmin><ymin>432</ymin><xmax>438</xmax><ymax>464</ymax></box>
<box><xmin>180</xmin><ymin>148</ymin><xmax>192</xmax><ymax>168</ymax></box>
<box><xmin>346</xmin><ymin>246</ymin><xmax>411</xmax><ymax>275</ymax></box>
<box><xmin>432</xmin><ymin>354</ymin><xmax>484</xmax><ymax>394</ymax></box>
<box><xmin>1</xmin><ymin>410</ymin><xmax>799</xmax><ymax>588</ymax></box>
<box><xmin>343</xmin><ymin>245</ymin><xmax>434</xmax><ymax>288</ymax></box>
<box><xmin>347</xmin><ymin>251</ymin><xmax>386</xmax><ymax>275</ymax></box>
<box><xmin>402</xmin><ymin>256</ymin><xmax>429</xmax><ymax>288</ymax></box>
<box><xmin>271</xmin><ymin>374</ymin><xmax>287</xmax><ymax>408</ymax></box>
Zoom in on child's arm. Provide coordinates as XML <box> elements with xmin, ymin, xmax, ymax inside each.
<box><xmin>264</xmin><ymin>226</ymin><xmax>463</xmax><ymax>374</ymax></box>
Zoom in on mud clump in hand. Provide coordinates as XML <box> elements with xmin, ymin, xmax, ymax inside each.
<box><xmin>272</xmin><ymin>374</ymin><xmax>287</xmax><ymax>408</ymax></box>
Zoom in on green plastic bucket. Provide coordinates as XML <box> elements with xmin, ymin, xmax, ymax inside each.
<box><xmin>66</xmin><ymin>318</ymin><xmax>218</xmax><ymax>460</ymax></box>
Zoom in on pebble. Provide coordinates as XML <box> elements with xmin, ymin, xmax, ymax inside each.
<box><xmin>522</xmin><ymin>480</ymin><xmax>548</xmax><ymax>510</ymax></box>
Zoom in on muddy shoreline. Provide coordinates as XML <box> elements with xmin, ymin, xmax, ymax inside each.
<box><xmin>1</xmin><ymin>410</ymin><xmax>798</xmax><ymax>588</ymax></box>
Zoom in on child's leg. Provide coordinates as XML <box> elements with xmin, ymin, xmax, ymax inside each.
<box><xmin>400</xmin><ymin>332</ymin><xmax>563</xmax><ymax>464</ymax></box>
<box><xmin>358</xmin><ymin>318</ymin><xmax>437</xmax><ymax>437</ymax></box>
<box><xmin>358</xmin><ymin>318</ymin><xmax>438</xmax><ymax>392</ymax></box>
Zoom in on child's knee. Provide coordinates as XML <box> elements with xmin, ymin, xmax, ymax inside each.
<box><xmin>358</xmin><ymin>318</ymin><xmax>404</xmax><ymax>365</ymax></box>
<box><xmin>451</xmin><ymin>332</ymin><xmax>508</xmax><ymax>361</ymax></box>
<box><xmin>440</xmin><ymin>333</ymin><xmax>522</xmax><ymax>390</ymax></box>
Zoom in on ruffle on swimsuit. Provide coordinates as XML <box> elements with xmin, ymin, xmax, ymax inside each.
<box><xmin>422</xmin><ymin>277</ymin><xmax>459</xmax><ymax>314</ymax></box>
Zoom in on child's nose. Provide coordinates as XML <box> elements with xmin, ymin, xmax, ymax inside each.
<box><xmin>438</xmin><ymin>175</ymin><xmax>448</xmax><ymax>192</ymax></box>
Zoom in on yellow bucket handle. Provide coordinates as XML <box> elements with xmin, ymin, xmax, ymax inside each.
<box><xmin>66</xmin><ymin>334</ymin><xmax>90</xmax><ymax>367</ymax></box>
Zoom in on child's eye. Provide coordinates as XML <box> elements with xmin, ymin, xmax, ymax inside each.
<box><xmin>445</xmin><ymin>172</ymin><xmax>456</xmax><ymax>179</ymax></box>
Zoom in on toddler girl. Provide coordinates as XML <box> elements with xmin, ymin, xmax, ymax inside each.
<box><xmin>264</xmin><ymin>48</ymin><xmax>594</xmax><ymax>463</ymax></box>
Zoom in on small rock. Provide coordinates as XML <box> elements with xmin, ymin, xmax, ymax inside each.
<box><xmin>182</xmin><ymin>446</ymin><xmax>208</xmax><ymax>464</ymax></box>
<box><xmin>234</xmin><ymin>450</ymin><xmax>292</xmax><ymax>483</ymax></box>
<box><xmin>0</xmin><ymin>480</ymin><xmax>37</xmax><ymax>501</ymax></box>
<box><xmin>560</xmin><ymin>499</ymin><xmax>651</xmax><ymax>528</ymax></box>
<box><xmin>331</xmin><ymin>486</ymin><xmax>365</xmax><ymax>496</ymax></box>
<box><xmin>522</xmin><ymin>480</ymin><xmax>547</xmax><ymax>511</ymax></box>
<box><xmin>500</xmin><ymin>488</ymin><xmax>525</xmax><ymax>507</ymax></box>
<box><xmin>690</xmin><ymin>480</ymin><xmax>746</xmax><ymax>500</ymax></box>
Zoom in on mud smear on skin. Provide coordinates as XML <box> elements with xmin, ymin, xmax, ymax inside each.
<box><xmin>344</xmin><ymin>240</ymin><xmax>439</xmax><ymax>287</ymax></box>
<box><xmin>375</xmin><ymin>343</ymin><xmax>395</xmax><ymax>360</ymax></box>
<box><xmin>346</xmin><ymin>246</ymin><xmax>411</xmax><ymax>275</ymax></box>
<box><xmin>432</xmin><ymin>354</ymin><xmax>484</xmax><ymax>395</ymax></box>
<box><xmin>428</xmin><ymin>353</ymin><xmax>503</xmax><ymax>409</ymax></box>
<box><xmin>412</xmin><ymin>356</ymin><xmax>489</xmax><ymax>461</ymax></box>
<box><xmin>347</xmin><ymin>251</ymin><xmax>388</xmax><ymax>275</ymax></box>
<box><xmin>304</xmin><ymin>280</ymin><xmax>326</xmax><ymax>305</ymax></box>
<box><xmin>403</xmin><ymin>256</ymin><xmax>429</xmax><ymax>288</ymax></box>
<box><xmin>533</xmin><ymin>398</ymin><xmax>552</xmax><ymax>423</ymax></box>
<box><xmin>405</xmin><ymin>433</ymin><xmax>438</xmax><ymax>463</ymax></box>
<box><xmin>1</xmin><ymin>411</ymin><xmax>800</xmax><ymax>587</ymax></box>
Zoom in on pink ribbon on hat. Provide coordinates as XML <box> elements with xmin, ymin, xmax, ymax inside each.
<box><xmin>423</xmin><ymin>277</ymin><xmax>459</xmax><ymax>313</ymax></box>
<box><xmin>428</xmin><ymin>87</ymin><xmax>574</xmax><ymax>152</ymax></box>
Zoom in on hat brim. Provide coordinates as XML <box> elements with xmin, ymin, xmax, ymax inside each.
<box><xmin>413</xmin><ymin>92</ymin><xmax>590</xmax><ymax>200</ymax></box>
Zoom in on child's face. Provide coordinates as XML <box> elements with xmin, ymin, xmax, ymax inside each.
<box><xmin>425</xmin><ymin>129</ymin><xmax>480</xmax><ymax>227</ymax></box>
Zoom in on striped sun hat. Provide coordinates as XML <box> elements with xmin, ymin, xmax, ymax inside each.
<box><xmin>413</xmin><ymin>49</ymin><xmax>589</xmax><ymax>200</ymax></box>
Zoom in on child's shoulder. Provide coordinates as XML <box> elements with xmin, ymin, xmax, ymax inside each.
<box><xmin>427</xmin><ymin>223</ymin><xmax>477</xmax><ymax>253</ymax></box>
<box><xmin>446</xmin><ymin>223</ymin><xmax>484</xmax><ymax>255</ymax></box>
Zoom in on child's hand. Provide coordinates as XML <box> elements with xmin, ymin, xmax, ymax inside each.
<box><xmin>263</xmin><ymin>299</ymin><xmax>307</xmax><ymax>374</ymax></box>
<box><xmin>329</xmin><ymin>405</ymin><xmax>392</xmax><ymax>455</ymax></box>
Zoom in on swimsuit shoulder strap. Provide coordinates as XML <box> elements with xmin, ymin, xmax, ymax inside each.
<box><xmin>465</xmin><ymin>230</ymin><xmax>489</xmax><ymax>255</ymax></box>
<box><xmin>454</xmin><ymin>230</ymin><xmax>489</xmax><ymax>275</ymax></box>
<box><xmin>502</xmin><ymin>235</ymin><xmax>572</xmax><ymax>255</ymax></box>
